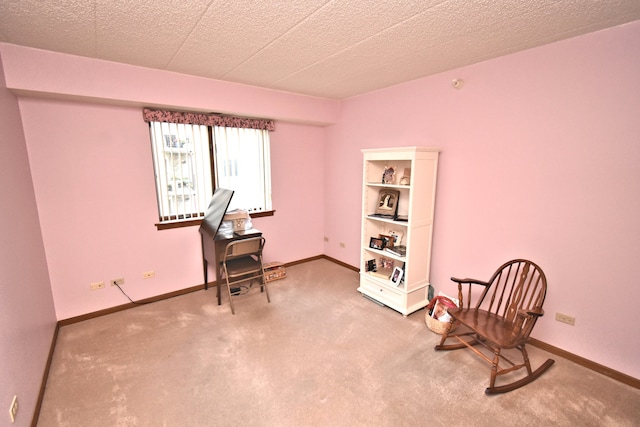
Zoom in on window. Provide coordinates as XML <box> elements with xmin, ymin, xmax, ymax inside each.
<box><xmin>144</xmin><ymin>108</ymin><xmax>274</xmax><ymax>227</ymax></box>
<box><xmin>213</xmin><ymin>126</ymin><xmax>272</xmax><ymax>213</ymax></box>
<box><xmin>149</xmin><ymin>122</ymin><xmax>213</xmax><ymax>221</ymax></box>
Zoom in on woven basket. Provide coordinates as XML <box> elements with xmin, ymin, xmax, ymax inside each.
<box><xmin>425</xmin><ymin>312</ymin><xmax>456</xmax><ymax>335</ymax></box>
<box><xmin>425</xmin><ymin>295</ymin><xmax>459</xmax><ymax>335</ymax></box>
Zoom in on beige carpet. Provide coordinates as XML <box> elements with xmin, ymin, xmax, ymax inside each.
<box><xmin>37</xmin><ymin>259</ymin><xmax>640</xmax><ymax>426</ymax></box>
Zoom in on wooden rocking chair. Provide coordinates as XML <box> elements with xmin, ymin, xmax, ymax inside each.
<box><xmin>435</xmin><ymin>259</ymin><xmax>555</xmax><ymax>394</ymax></box>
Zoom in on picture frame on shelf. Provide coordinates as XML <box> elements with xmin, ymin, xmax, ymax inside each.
<box><xmin>390</xmin><ymin>266</ymin><xmax>404</xmax><ymax>286</ymax></box>
<box><xmin>379</xmin><ymin>257</ymin><xmax>394</xmax><ymax>271</ymax></box>
<box><xmin>378</xmin><ymin>234</ymin><xmax>393</xmax><ymax>248</ymax></box>
<box><xmin>370</xmin><ymin>256</ymin><xmax>394</xmax><ymax>280</ymax></box>
<box><xmin>369</xmin><ymin>237</ymin><xmax>385</xmax><ymax>250</ymax></box>
<box><xmin>366</xmin><ymin>259</ymin><xmax>377</xmax><ymax>272</ymax></box>
<box><xmin>384</xmin><ymin>228</ymin><xmax>404</xmax><ymax>246</ymax></box>
<box><xmin>375</xmin><ymin>189</ymin><xmax>400</xmax><ymax>217</ymax></box>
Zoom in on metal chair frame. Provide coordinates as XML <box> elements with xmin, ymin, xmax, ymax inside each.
<box><xmin>221</xmin><ymin>236</ymin><xmax>270</xmax><ymax>314</ymax></box>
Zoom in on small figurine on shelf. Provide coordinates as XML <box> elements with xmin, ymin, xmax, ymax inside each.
<box><xmin>399</xmin><ymin>168</ymin><xmax>411</xmax><ymax>185</ymax></box>
<box><xmin>382</xmin><ymin>165</ymin><xmax>395</xmax><ymax>184</ymax></box>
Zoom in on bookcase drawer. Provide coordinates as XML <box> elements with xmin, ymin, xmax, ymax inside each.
<box><xmin>358</xmin><ymin>275</ymin><xmax>403</xmax><ymax>307</ymax></box>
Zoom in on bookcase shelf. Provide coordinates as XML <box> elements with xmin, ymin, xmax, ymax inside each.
<box><xmin>358</xmin><ymin>146</ymin><xmax>439</xmax><ymax>316</ymax></box>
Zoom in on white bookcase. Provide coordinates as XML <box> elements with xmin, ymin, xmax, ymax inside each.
<box><xmin>358</xmin><ymin>147</ymin><xmax>439</xmax><ymax>316</ymax></box>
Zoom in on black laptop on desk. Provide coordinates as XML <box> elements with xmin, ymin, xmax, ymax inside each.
<box><xmin>199</xmin><ymin>188</ymin><xmax>235</xmax><ymax>239</ymax></box>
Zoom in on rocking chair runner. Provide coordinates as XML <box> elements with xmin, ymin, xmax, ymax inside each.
<box><xmin>435</xmin><ymin>259</ymin><xmax>555</xmax><ymax>394</ymax></box>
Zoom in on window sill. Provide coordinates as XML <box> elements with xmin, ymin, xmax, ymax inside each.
<box><xmin>155</xmin><ymin>210</ymin><xmax>275</xmax><ymax>230</ymax></box>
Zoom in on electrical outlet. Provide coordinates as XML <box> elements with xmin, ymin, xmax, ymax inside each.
<box><xmin>9</xmin><ymin>395</ymin><xmax>18</xmax><ymax>423</ymax></box>
<box><xmin>89</xmin><ymin>281</ymin><xmax>105</xmax><ymax>291</ymax></box>
<box><xmin>111</xmin><ymin>277</ymin><xmax>125</xmax><ymax>286</ymax></box>
<box><xmin>143</xmin><ymin>271</ymin><xmax>155</xmax><ymax>279</ymax></box>
<box><xmin>555</xmin><ymin>312</ymin><xmax>575</xmax><ymax>326</ymax></box>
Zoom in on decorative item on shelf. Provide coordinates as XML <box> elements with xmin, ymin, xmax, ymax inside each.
<box><xmin>395</xmin><ymin>214</ymin><xmax>409</xmax><ymax>222</ymax></box>
<box><xmin>366</xmin><ymin>259</ymin><xmax>377</xmax><ymax>272</ymax></box>
<box><xmin>370</xmin><ymin>268</ymin><xmax>393</xmax><ymax>280</ymax></box>
<box><xmin>372</xmin><ymin>189</ymin><xmax>400</xmax><ymax>219</ymax></box>
<box><xmin>370</xmin><ymin>256</ymin><xmax>394</xmax><ymax>279</ymax></box>
<box><xmin>384</xmin><ymin>228</ymin><xmax>404</xmax><ymax>246</ymax></box>
<box><xmin>399</xmin><ymin>168</ymin><xmax>411</xmax><ymax>185</ymax></box>
<box><xmin>385</xmin><ymin>245</ymin><xmax>406</xmax><ymax>257</ymax></box>
<box><xmin>379</xmin><ymin>256</ymin><xmax>394</xmax><ymax>270</ymax></box>
<box><xmin>369</xmin><ymin>237</ymin><xmax>385</xmax><ymax>250</ymax></box>
<box><xmin>378</xmin><ymin>234</ymin><xmax>393</xmax><ymax>249</ymax></box>
<box><xmin>263</xmin><ymin>262</ymin><xmax>286</xmax><ymax>282</ymax></box>
<box><xmin>382</xmin><ymin>165</ymin><xmax>396</xmax><ymax>184</ymax></box>
<box><xmin>390</xmin><ymin>266</ymin><xmax>404</xmax><ymax>286</ymax></box>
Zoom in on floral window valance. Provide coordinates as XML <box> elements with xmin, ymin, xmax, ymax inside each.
<box><xmin>142</xmin><ymin>108</ymin><xmax>275</xmax><ymax>131</ymax></box>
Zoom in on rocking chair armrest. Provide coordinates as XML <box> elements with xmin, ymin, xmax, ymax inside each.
<box><xmin>450</xmin><ymin>277</ymin><xmax>490</xmax><ymax>287</ymax></box>
<box><xmin>510</xmin><ymin>308</ymin><xmax>545</xmax><ymax>342</ymax></box>
<box><xmin>524</xmin><ymin>307</ymin><xmax>545</xmax><ymax>317</ymax></box>
<box><xmin>514</xmin><ymin>308</ymin><xmax>544</xmax><ymax>322</ymax></box>
<box><xmin>450</xmin><ymin>277</ymin><xmax>490</xmax><ymax>309</ymax></box>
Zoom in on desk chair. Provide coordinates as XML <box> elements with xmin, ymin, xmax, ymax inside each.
<box><xmin>221</xmin><ymin>236</ymin><xmax>270</xmax><ymax>314</ymax></box>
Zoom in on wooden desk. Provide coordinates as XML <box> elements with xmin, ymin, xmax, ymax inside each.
<box><xmin>200</xmin><ymin>228</ymin><xmax>262</xmax><ymax>305</ymax></box>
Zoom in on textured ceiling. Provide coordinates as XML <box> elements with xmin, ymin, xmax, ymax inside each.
<box><xmin>1</xmin><ymin>0</ymin><xmax>639</xmax><ymax>100</ymax></box>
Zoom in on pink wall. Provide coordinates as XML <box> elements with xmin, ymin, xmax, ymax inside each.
<box><xmin>1</xmin><ymin>43</ymin><xmax>339</xmax><ymax>126</ymax></box>
<box><xmin>0</xmin><ymin>55</ymin><xmax>57</xmax><ymax>425</ymax></box>
<box><xmin>254</xmin><ymin>121</ymin><xmax>326</xmax><ymax>259</ymax></box>
<box><xmin>0</xmin><ymin>41</ymin><xmax>331</xmax><ymax>324</ymax></box>
<box><xmin>324</xmin><ymin>21</ymin><xmax>640</xmax><ymax>379</ymax></box>
<box><xmin>19</xmin><ymin>98</ymin><xmax>326</xmax><ymax>321</ymax></box>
